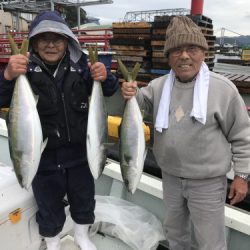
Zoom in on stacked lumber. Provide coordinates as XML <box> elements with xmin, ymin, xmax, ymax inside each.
<box><xmin>110</xmin><ymin>15</ymin><xmax>216</xmax><ymax>85</ymax></box>
<box><xmin>110</xmin><ymin>22</ymin><xmax>152</xmax><ymax>85</ymax></box>
<box><xmin>188</xmin><ymin>15</ymin><xmax>216</xmax><ymax>70</ymax></box>
<box><xmin>151</xmin><ymin>14</ymin><xmax>216</xmax><ymax>74</ymax></box>
<box><xmin>151</xmin><ymin>15</ymin><xmax>172</xmax><ymax>76</ymax></box>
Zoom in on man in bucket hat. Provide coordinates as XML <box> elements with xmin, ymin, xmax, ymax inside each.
<box><xmin>121</xmin><ymin>16</ymin><xmax>250</xmax><ymax>249</ymax></box>
<box><xmin>0</xmin><ymin>11</ymin><xmax>118</xmax><ymax>250</ymax></box>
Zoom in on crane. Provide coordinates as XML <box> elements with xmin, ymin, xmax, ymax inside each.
<box><xmin>219</xmin><ymin>27</ymin><xmax>243</xmax><ymax>46</ymax></box>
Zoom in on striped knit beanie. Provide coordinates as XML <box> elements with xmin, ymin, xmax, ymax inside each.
<box><xmin>164</xmin><ymin>16</ymin><xmax>208</xmax><ymax>56</ymax></box>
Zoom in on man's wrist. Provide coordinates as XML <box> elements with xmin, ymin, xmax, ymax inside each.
<box><xmin>235</xmin><ymin>173</ymin><xmax>249</xmax><ymax>181</ymax></box>
<box><xmin>4</xmin><ymin>69</ymin><xmax>13</xmax><ymax>81</ymax></box>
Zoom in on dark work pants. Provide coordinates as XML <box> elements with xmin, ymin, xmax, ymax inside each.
<box><xmin>32</xmin><ymin>164</ymin><xmax>95</xmax><ymax>237</ymax></box>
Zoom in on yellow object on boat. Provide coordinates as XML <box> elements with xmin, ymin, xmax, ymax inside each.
<box><xmin>0</xmin><ymin>108</ymin><xmax>9</xmax><ymax>112</ymax></box>
<box><xmin>108</xmin><ymin>115</ymin><xmax>150</xmax><ymax>142</ymax></box>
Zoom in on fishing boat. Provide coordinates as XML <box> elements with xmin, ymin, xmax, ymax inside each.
<box><xmin>0</xmin><ymin>116</ymin><xmax>250</xmax><ymax>250</ymax></box>
<box><xmin>0</xmin><ymin>0</ymin><xmax>250</xmax><ymax>248</ymax></box>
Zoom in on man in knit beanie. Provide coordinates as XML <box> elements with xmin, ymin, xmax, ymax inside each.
<box><xmin>121</xmin><ymin>15</ymin><xmax>250</xmax><ymax>249</ymax></box>
<box><xmin>163</xmin><ymin>15</ymin><xmax>208</xmax><ymax>56</ymax></box>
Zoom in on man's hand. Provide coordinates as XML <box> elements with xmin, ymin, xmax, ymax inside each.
<box><xmin>4</xmin><ymin>53</ymin><xmax>29</xmax><ymax>81</ymax></box>
<box><xmin>228</xmin><ymin>176</ymin><xmax>248</xmax><ymax>205</ymax></box>
<box><xmin>121</xmin><ymin>81</ymin><xmax>137</xmax><ymax>100</ymax></box>
<box><xmin>89</xmin><ymin>62</ymin><xmax>107</xmax><ymax>82</ymax></box>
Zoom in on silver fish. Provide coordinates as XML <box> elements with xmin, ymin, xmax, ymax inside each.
<box><xmin>119</xmin><ymin>96</ymin><xmax>147</xmax><ymax>194</ymax></box>
<box><xmin>87</xmin><ymin>80</ymin><xmax>108</xmax><ymax>179</ymax></box>
<box><xmin>7</xmin><ymin>74</ymin><xmax>47</xmax><ymax>190</ymax></box>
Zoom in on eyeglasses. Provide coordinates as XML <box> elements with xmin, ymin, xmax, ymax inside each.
<box><xmin>37</xmin><ymin>34</ymin><xmax>67</xmax><ymax>46</ymax></box>
<box><xmin>169</xmin><ymin>46</ymin><xmax>202</xmax><ymax>57</ymax></box>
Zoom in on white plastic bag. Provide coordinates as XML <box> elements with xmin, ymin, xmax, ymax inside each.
<box><xmin>90</xmin><ymin>195</ymin><xmax>166</xmax><ymax>250</ymax></box>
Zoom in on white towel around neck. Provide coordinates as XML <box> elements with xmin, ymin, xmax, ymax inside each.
<box><xmin>155</xmin><ymin>62</ymin><xmax>210</xmax><ymax>133</ymax></box>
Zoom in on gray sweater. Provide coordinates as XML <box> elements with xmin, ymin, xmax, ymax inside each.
<box><xmin>136</xmin><ymin>71</ymin><xmax>250</xmax><ymax>178</ymax></box>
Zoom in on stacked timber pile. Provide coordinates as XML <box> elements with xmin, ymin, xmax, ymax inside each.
<box><xmin>110</xmin><ymin>22</ymin><xmax>152</xmax><ymax>86</ymax></box>
<box><xmin>151</xmin><ymin>14</ymin><xmax>216</xmax><ymax>75</ymax></box>
<box><xmin>151</xmin><ymin>15</ymin><xmax>171</xmax><ymax>76</ymax></box>
<box><xmin>110</xmin><ymin>15</ymin><xmax>216</xmax><ymax>85</ymax></box>
<box><xmin>188</xmin><ymin>14</ymin><xmax>216</xmax><ymax>70</ymax></box>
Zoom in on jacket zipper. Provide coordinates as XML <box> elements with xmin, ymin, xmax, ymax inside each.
<box><xmin>61</xmin><ymin>93</ymin><xmax>71</xmax><ymax>142</ymax></box>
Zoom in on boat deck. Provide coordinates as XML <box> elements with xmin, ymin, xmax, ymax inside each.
<box><xmin>1</xmin><ymin>117</ymin><xmax>250</xmax><ymax>250</ymax></box>
<box><xmin>48</xmin><ymin>234</ymin><xmax>132</xmax><ymax>250</ymax></box>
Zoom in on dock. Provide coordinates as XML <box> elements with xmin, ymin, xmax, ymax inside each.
<box><xmin>213</xmin><ymin>63</ymin><xmax>250</xmax><ymax>94</ymax></box>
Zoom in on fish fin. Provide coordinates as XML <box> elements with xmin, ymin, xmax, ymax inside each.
<box><xmin>123</xmin><ymin>178</ymin><xmax>129</xmax><ymax>187</ymax></box>
<box><xmin>140</xmin><ymin>109</ymin><xmax>145</xmax><ymax>119</ymax></box>
<box><xmin>24</xmin><ymin>183</ymin><xmax>30</xmax><ymax>190</ymax></box>
<box><xmin>124</xmin><ymin>154</ymin><xmax>132</xmax><ymax>165</ymax></box>
<box><xmin>34</xmin><ymin>94</ymin><xmax>39</xmax><ymax>104</ymax></box>
<box><xmin>143</xmin><ymin>148</ymin><xmax>148</xmax><ymax>162</ymax></box>
<box><xmin>118</xmin><ymin>117</ymin><xmax>124</xmax><ymax>138</ymax></box>
<box><xmin>5</xmin><ymin>111</ymin><xmax>10</xmax><ymax>127</ymax></box>
<box><xmin>118</xmin><ymin>123</ymin><xmax>121</xmax><ymax>138</ymax></box>
<box><xmin>131</xmin><ymin>62</ymin><xmax>141</xmax><ymax>81</ymax></box>
<box><xmin>87</xmin><ymin>134</ymin><xmax>90</xmax><ymax>146</ymax></box>
<box><xmin>41</xmin><ymin>138</ymin><xmax>48</xmax><ymax>153</ymax></box>
<box><xmin>122</xmin><ymin>177</ymin><xmax>135</xmax><ymax>194</ymax></box>
<box><xmin>103</xmin><ymin>142</ymin><xmax>115</xmax><ymax>148</ymax></box>
<box><xmin>16</xmin><ymin>174</ymin><xmax>24</xmax><ymax>188</ymax></box>
<box><xmin>94</xmin><ymin>46</ymin><xmax>98</xmax><ymax>62</ymax></box>
<box><xmin>88</xmin><ymin>46</ymin><xmax>98</xmax><ymax>64</ymax></box>
<box><xmin>127</xmin><ymin>73</ymin><xmax>132</xmax><ymax>82</ymax></box>
<box><xmin>20</xmin><ymin>39</ymin><xmax>29</xmax><ymax>55</ymax></box>
<box><xmin>118</xmin><ymin>59</ymin><xmax>129</xmax><ymax>81</ymax></box>
<box><xmin>7</xmin><ymin>33</ymin><xmax>19</xmax><ymax>55</ymax></box>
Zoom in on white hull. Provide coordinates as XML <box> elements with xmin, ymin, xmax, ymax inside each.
<box><xmin>0</xmin><ymin>118</ymin><xmax>250</xmax><ymax>249</ymax></box>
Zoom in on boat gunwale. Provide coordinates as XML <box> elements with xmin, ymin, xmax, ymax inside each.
<box><xmin>104</xmin><ymin>159</ymin><xmax>250</xmax><ymax>236</ymax></box>
<box><xmin>0</xmin><ymin>118</ymin><xmax>250</xmax><ymax>236</ymax></box>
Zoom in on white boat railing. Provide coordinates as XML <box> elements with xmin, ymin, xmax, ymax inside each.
<box><xmin>104</xmin><ymin>159</ymin><xmax>250</xmax><ymax>236</ymax></box>
<box><xmin>0</xmin><ymin>118</ymin><xmax>7</xmax><ymax>137</ymax></box>
<box><xmin>0</xmin><ymin>117</ymin><xmax>250</xmax><ymax>249</ymax></box>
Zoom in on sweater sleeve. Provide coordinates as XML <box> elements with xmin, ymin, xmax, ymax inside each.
<box><xmin>0</xmin><ymin>71</ymin><xmax>15</xmax><ymax>108</ymax></box>
<box><xmin>222</xmin><ymin>93</ymin><xmax>250</xmax><ymax>174</ymax></box>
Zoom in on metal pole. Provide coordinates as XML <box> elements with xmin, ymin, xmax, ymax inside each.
<box><xmin>77</xmin><ymin>0</ymin><xmax>80</xmax><ymax>30</ymax></box>
<box><xmin>77</xmin><ymin>6</ymin><xmax>81</xmax><ymax>30</ymax></box>
<box><xmin>16</xmin><ymin>12</ymin><xmax>20</xmax><ymax>32</ymax></box>
<box><xmin>220</xmin><ymin>28</ymin><xmax>225</xmax><ymax>47</ymax></box>
<box><xmin>50</xmin><ymin>0</ymin><xmax>54</xmax><ymax>11</ymax></box>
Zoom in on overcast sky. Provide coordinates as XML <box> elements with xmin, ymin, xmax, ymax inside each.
<box><xmin>83</xmin><ymin>0</ymin><xmax>250</xmax><ymax>36</ymax></box>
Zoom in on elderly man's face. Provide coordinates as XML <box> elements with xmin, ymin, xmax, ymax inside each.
<box><xmin>168</xmin><ymin>45</ymin><xmax>206</xmax><ymax>82</ymax></box>
<box><xmin>33</xmin><ymin>32</ymin><xmax>68</xmax><ymax>64</ymax></box>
